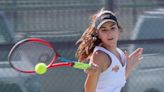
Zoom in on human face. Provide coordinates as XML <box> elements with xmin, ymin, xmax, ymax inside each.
<box><xmin>97</xmin><ymin>21</ymin><xmax>120</xmax><ymax>47</ymax></box>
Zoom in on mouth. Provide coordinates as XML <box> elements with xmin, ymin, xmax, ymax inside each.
<box><xmin>108</xmin><ymin>38</ymin><xmax>114</xmax><ymax>40</ymax></box>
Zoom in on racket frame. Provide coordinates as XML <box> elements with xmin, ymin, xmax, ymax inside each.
<box><xmin>8</xmin><ymin>38</ymin><xmax>89</xmax><ymax>74</ymax></box>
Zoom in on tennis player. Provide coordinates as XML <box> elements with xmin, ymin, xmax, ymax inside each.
<box><xmin>76</xmin><ymin>9</ymin><xmax>143</xmax><ymax>92</ymax></box>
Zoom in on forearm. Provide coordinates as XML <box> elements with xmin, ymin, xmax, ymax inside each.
<box><xmin>85</xmin><ymin>74</ymin><xmax>99</xmax><ymax>92</ymax></box>
<box><xmin>125</xmin><ymin>67</ymin><xmax>132</xmax><ymax>80</ymax></box>
<box><xmin>125</xmin><ymin>65</ymin><xmax>135</xmax><ymax>80</ymax></box>
<box><xmin>85</xmin><ymin>81</ymin><xmax>96</xmax><ymax>92</ymax></box>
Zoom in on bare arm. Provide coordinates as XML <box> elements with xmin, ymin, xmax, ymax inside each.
<box><xmin>85</xmin><ymin>51</ymin><xmax>111</xmax><ymax>92</ymax></box>
<box><xmin>85</xmin><ymin>71</ymin><xmax>100</xmax><ymax>92</ymax></box>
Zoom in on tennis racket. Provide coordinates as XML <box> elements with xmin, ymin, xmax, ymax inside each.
<box><xmin>8</xmin><ymin>38</ymin><xmax>91</xmax><ymax>74</ymax></box>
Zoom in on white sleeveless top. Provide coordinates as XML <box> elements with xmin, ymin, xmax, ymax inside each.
<box><xmin>94</xmin><ymin>46</ymin><xmax>127</xmax><ymax>92</ymax></box>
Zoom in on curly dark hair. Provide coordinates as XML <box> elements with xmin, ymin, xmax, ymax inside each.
<box><xmin>75</xmin><ymin>9</ymin><xmax>122</xmax><ymax>62</ymax></box>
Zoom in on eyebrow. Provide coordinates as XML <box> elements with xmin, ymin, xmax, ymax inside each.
<box><xmin>100</xmin><ymin>23</ymin><xmax>116</xmax><ymax>29</ymax></box>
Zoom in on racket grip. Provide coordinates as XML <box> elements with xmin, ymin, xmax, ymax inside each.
<box><xmin>73</xmin><ymin>62</ymin><xmax>91</xmax><ymax>70</ymax></box>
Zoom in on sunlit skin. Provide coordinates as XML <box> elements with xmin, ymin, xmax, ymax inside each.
<box><xmin>98</xmin><ymin>21</ymin><xmax>121</xmax><ymax>61</ymax></box>
<box><xmin>84</xmin><ymin>21</ymin><xmax>143</xmax><ymax>92</ymax></box>
<box><xmin>98</xmin><ymin>22</ymin><xmax>119</xmax><ymax>47</ymax></box>
<box><xmin>97</xmin><ymin>22</ymin><xmax>144</xmax><ymax>79</ymax></box>
<box><xmin>84</xmin><ymin>22</ymin><xmax>122</xmax><ymax>92</ymax></box>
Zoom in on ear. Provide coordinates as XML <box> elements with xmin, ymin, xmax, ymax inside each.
<box><xmin>96</xmin><ymin>30</ymin><xmax>100</xmax><ymax>39</ymax></box>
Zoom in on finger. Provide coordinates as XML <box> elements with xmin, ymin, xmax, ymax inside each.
<box><xmin>134</xmin><ymin>48</ymin><xmax>143</xmax><ymax>54</ymax></box>
<box><xmin>137</xmin><ymin>57</ymin><xmax>143</xmax><ymax>65</ymax></box>
<box><xmin>91</xmin><ymin>63</ymin><xmax>98</xmax><ymax>68</ymax></box>
<box><xmin>134</xmin><ymin>56</ymin><xmax>143</xmax><ymax>65</ymax></box>
<box><xmin>84</xmin><ymin>67</ymin><xmax>95</xmax><ymax>74</ymax></box>
<box><xmin>140</xmin><ymin>48</ymin><xmax>144</xmax><ymax>54</ymax></box>
<box><xmin>139</xmin><ymin>56</ymin><xmax>144</xmax><ymax>61</ymax></box>
<box><xmin>136</xmin><ymin>48</ymin><xmax>144</xmax><ymax>57</ymax></box>
<box><xmin>87</xmin><ymin>64</ymin><xmax>99</xmax><ymax>71</ymax></box>
<box><xmin>84</xmin><ymin>69</ymin><xmax>87</xmax><ymax>73</ymax></box>
<box><xmin>84</xmin><ymin>64</ymin><xmax>99</xmax><ymax>74</ymax></box>
<box><xmin>130</xmin><ymin>48</ymin><xmax>144</xmax><ymax>57</ymax></box>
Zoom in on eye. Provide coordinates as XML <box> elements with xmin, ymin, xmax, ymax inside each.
<box><xmin>111</xmin><ymin>26</ymin><xmax>117</xmax><ymax>31</ymax></box>
<box><xmin>100</xmin><ymin>28</ymin><xmax>107</xmax><ymax>32</ymax></box>
<box><xmin>101</xmin><ymin>29</ymin><xmax>107</xmax><ymax>32</ymax></box>
<box><xmin>111</xmin><ymin>26</ymin><xmax>116</xmax><ymax>29</ymax></box>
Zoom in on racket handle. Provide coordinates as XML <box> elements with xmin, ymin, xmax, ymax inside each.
<box><xmin>73</xmin><ymin>62</ymin><xmax>91</xmax><ymax>70</ymax></box>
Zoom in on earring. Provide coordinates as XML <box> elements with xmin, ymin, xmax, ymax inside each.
<box><xmin>92</xmin><ymin>36</ymin><xmax>97</xmax><ymax>41</ymax></box>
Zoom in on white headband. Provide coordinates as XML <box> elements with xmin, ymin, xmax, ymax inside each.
<box><xmin>93</xmin><ymin>10</ymin><xmax>118</xmax><ymax>30</ymax></box>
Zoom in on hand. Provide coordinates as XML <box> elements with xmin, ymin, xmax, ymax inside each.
<box><xmin>125</xmin><ymin>48</ymin><xmax>144</xmax><ymax>71</ymax></box>
<box><xmin>84</xmin><ymin>63</ymin><xmax>101</xmax><ymax>75</ymax></box>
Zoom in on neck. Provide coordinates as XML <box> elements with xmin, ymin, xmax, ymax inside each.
<box><xmin>102</xmin><ymin>44</ymin><xmax>117</xmax><ymax>53</ymax></box>
<box><xmin>102</xmin><ymin>45</ymin><xmax>120</xmax><ymax>60</ymax></box>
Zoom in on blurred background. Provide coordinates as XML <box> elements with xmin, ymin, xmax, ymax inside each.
<box><xmin>0</xmin><ymin>0</ymin><xmax>164</xmax><ymax>92</ymax></box>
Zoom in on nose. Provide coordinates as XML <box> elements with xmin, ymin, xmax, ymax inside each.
<box><xmin>107</xmin><ymin>30</ymin><xmax>113</xmax><ymax>36</ymax></box>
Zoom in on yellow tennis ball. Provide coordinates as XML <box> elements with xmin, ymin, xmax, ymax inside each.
<box><xmin>35</xmin><ymin>63</ymin><xmax>47</xmax><ymax>75</ymax></box>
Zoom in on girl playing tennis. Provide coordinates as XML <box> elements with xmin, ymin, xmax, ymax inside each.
<box><xmin>76</xmin><ymin>9</ymin><xmax>143</xmax><ymax>92</ymax></box>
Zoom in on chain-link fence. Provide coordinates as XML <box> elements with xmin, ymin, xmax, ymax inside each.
<box><xmin>0</xmin><ymin>0</ymin><xmax>164</xmax><ymax>92</ymax></box>
<box><xmin>123</xmin><ymin>53</ymin><xmax>164</xmax><ymax>92</ymax></box>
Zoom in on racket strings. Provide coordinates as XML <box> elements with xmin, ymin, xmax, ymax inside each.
<box><xmin>9</xmin><ymin>41</ymin><xmax>56</xmax><ymax>71</ymax></box>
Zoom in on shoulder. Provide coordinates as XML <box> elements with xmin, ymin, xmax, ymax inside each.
<box><xmin>91</xmin><ymin>50</ymin><xmax>108</xmax><ymax>62</ymax></box>
<box><xmin>90</xmin><ymin>50</ymin><xmax>112</xmax><ymax>72</ymax></box>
